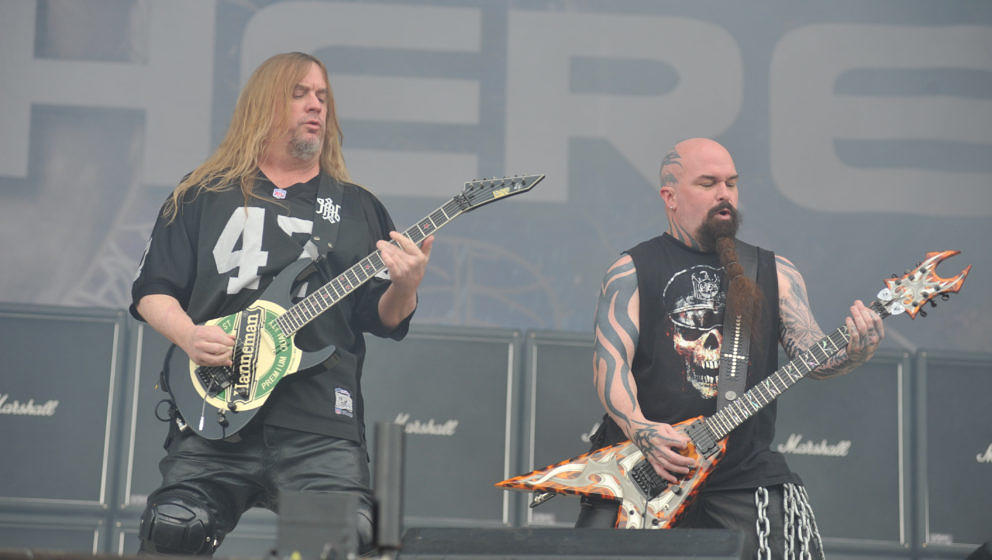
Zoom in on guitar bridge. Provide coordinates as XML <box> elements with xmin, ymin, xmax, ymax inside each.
<box><xmin>195</xmin><ymin>365</ymin><xmax>234</xmax><ymax>395</ymax></box>
<box><xmin>629</xmin><ymin>460</ymin><xmax>667</xmax><ymax>499</ymax></box>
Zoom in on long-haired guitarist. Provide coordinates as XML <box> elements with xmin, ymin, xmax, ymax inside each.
<box><xmin>130</xmin><ymin>52</ymin><xmax>432</xmax><ymax>554</ymax></box>
<box><xmin>576</xmin><ymin>138</ymin><xmax>884</xmax><ymax>558</ymax></box>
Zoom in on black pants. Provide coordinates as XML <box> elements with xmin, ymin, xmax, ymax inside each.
<box><xmin>140</xmin><ymin>422</ymin><xmax>373</xmax><ymax>553</ymax></box>
<box><xmin>576</xmin><ymin>486</ymin><xmax>788</xmax><ymax>559</ymax></box>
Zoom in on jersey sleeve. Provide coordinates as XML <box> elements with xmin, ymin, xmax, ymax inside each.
<box><xmin>129</xmin><ymin>193</ymin><xmax>201</xmax><ymax>321</ymax></box>
<box><xmin>352</xmin><ymin>189</ymin><xmax>415</xmax><ymax>340</ymax></box>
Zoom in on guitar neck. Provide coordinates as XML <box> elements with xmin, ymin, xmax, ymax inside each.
<box><xmin>275</xmin><ymin>195</ymin><xmax>469</xmax><ymax>336</ymax></box>
<box><xmin>704</xmin><ymin>301</ymin><xmax>888</xmax><ymax>440</ymax></box>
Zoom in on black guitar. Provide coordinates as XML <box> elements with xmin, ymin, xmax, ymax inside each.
<box><xmin>165</xmin><ymin>174</ymin><xmax>545</xmax><ymax>440</ymax></box>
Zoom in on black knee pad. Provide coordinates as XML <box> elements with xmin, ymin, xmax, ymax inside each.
<box><xmin>139</xmin><ymin>492</ymin><xmax>219</xmax><ymax>554</ymax></box>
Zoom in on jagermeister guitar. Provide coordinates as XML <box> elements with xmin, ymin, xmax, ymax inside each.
<box><xmin>497</xmin><ymin>250</ymin><xmax>970</xmax><ymax>529</ymax></box>
<box><xmin>165</xmin><ymin>174</ymin><xmax>544</xmax><ymax>440</ymax></box>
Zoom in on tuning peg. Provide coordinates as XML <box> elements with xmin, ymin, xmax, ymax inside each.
<box><xmin>941</xmin><ymin>293</ymin><xmax>950</xmax><ymax>301</ymax></box>
<box><xmin>929</xmin><ymin>300</ymin><xmax>938</xmax><ymax>308</ymax></box>
<box><xmin>919</xmin><ymin>309</ymin><xmax>927</xmax><ymax>318</ymax></box>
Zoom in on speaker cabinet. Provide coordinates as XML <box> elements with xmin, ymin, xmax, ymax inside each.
<box><xmin>916</xmin><ymin>351</ymin><xmax>992</xmax><ymax>553</ymax></box>
<box><xmin>363</xmin><ymin>326</ymin><xmax>522</xmax><ymax>527</ymax></box>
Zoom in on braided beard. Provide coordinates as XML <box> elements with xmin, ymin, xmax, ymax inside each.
<box><xmin>698</xmin><ymin>203</ymin><xmax>765</xmax><ymax>346</ymax></box>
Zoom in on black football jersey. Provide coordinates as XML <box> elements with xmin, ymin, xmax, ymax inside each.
<box><xmin>131</xmin><ymin>173</ymin><xmax>409</xmax><ymax>440</ymax></box>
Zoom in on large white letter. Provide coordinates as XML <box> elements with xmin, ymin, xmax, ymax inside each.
<box><xmin>241</xmin><ymin>2</ymin><xmax>481</xmax><ymax>198</ymax></box>
<box><xmin>506</xmin><ymin>11</ymin><xmax>742</xmax><ymax>201</ymax></box>
<box><xmin>0</xmin><ymin>0</ymin><xmax>215</xmax><ymax>184</ymax></box>
<box><xmin>770</xmin><ymin>24</ymin><xmax>992</xmax><ymax>216</ymax></box>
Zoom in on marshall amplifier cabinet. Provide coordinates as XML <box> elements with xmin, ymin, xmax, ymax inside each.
<box><xmin>915</xmin><ymin>350</ymin><xmax>992</xmax><ymax>555</ymax></box>
<box><xmin>518</xmin><ymin>330</ymin><xmax>603</xmax><ymax>528</ymax></box>
<box><xmin>0</xmin><ymin>304</ymin><xmax>125</xmax><ymax>510</ymax></box>
<box><xmin>0</xmin><ymin>512</ymin><xmax>105</xmax><ymax>553</ymax></box>
<box><xmin>116</xmin><ymin>320</ymin><xmax>173</xmax><ymax>512</ymax></box>
<box><xmin>363</xmin><ymin>326</ymin><xmax>522</xmax><ymax>527</ymax></box>
<box><xmin>772</xmin><ymin>349</ymin><xmax>912</xmax><ymax>551</ymax></box>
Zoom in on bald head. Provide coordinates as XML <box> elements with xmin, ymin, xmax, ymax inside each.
<box><xmin>659</xmin><ymin>138</ymin><xmax>740</xmax><ymax>249</ymax></box>
<box><xmin>660</xmin><ymin>138</ymin><xmax>735</xmax><ymax>189</ymax></box>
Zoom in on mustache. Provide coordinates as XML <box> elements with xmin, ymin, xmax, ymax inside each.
<box><xmin>706</xmin><ymin>201</ymin><xmax>738</xmax><ymax>221</ymax></box>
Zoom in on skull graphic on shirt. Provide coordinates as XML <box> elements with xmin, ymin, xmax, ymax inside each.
<box><xmin>662</xmin><ymin>265</ymin><xmax>725</xmax><ymax>398</ymax></box>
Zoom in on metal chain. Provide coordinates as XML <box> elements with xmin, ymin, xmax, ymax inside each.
<box><xmin>782</xmin><ymin>483</ymin><xmax>825</xmax><ymax>560</ymax></box>
<box><xmin>783</xmin><ymin>484</ymin><xmax>797</xmax><ymax>560</ymax></box>
<box><xmin>797</xmin><ymin>485</ymin><xmax>825</xmax><ymax>559</ymax></box>
<box><xmin>754</xmin><ymin>486</ymin><xmax>771</xmax><ymax>560</ymax></box>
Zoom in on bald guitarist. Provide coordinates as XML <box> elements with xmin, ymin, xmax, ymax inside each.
<box><xmin>577</xmin><ymin>138</ymin><xmax>884</xmax><ymax>558</ymax></box>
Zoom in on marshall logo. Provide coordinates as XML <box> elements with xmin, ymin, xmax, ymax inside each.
<box><xmin>233</xmin><ymin>308</ymin><xmax>263</xmax><ymax>399</ymax></box>
<box><xmin>777</xmin><ymin>433</ymin><xmax>852</xmax><ymax>457</ymax></box>
<box><xmin>393</xmin><ymin>413</ymin><xmax>459</xmax><ymax>436</ymax></box>
<box><xmin>977</xmin><ymin>443</ymin><xmax>992</xmax><ymax>464</ymax></box>
<box><xmin>0</xmin><ymin>393</ymin><xmax>59</xmax><ymax>416</ymax></box>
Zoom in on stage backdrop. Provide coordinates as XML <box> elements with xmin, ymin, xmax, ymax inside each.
<box><xmin>0</xmin><ymin>0</ymin><xmax>988</xmax><ymax>355</ymax></box>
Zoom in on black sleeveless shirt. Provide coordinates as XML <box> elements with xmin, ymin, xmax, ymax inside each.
<box><xmin>597</xmin><ymin>233</ymin><xmax>799</xmax><ymax>491</ymax></box>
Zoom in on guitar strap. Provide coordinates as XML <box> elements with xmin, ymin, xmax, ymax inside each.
<box><xmin>715</xmin><ymin>241</ymin><xmax>758</xmax><ymax>411</ymax></box>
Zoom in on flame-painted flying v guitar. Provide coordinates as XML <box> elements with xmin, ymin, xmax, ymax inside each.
<box><xmin>165</xmin><ymin>174</ymin><xmax>544</xmax><ymax>440</ymax></box>
<box><xmin>497</xmin><ymin>251</ymin><xmax>970</xmax><ymax>529</ymax></box>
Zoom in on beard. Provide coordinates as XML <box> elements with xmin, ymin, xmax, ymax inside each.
<box><xmin>288</xmin><ymin>121</ymin><xmax>322</xmax><ymax>161</ymax></box>
<box><xmin>697</xmin><ymin>201</ymin><xmax>741</xmax><ymax>251</ymax></box>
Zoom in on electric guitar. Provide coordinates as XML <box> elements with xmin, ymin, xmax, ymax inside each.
<box><xmin>165</xmin><ymin>174</ymin><xmax>545</xmax><ymax>440</ymax></box>
<box><xmin>497</xmin><ymin>251</ymin><xmax>970</xmax><ymax>529</ymax></box>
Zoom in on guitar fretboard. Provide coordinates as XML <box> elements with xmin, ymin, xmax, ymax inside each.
<box><xmin>274</xmin><ymin>196</ymin><xmax>468</xmax><ymax>336</ymax></box>
<box><xmin>703</xmin><ymin>301</ymin><xmax>888</xmax><ymax>441</ymax></box>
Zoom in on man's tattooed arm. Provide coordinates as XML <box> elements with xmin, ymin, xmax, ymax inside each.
<box><xmin>593</xmin><ymin>255</ymin><xmax>694</xmax><ymax>482</ymax></box>
<box><xmin>776</xmin><ymin>256</ymin><xmax>884</xmax><ymax>379</ymax></box>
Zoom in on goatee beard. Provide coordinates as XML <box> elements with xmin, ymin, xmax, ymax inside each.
<box><xmin>697</xmin><ymin>202</ymin><xmax>740</xmax><ymax>251</ymax></box>
<box><xmin>289</xmin><ymin>135</ymin><xmax>321</xmax><ymax>161</ymax></box>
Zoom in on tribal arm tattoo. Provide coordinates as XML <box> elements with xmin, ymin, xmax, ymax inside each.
<box><xmin>593</xmin><ymin>256</ymin><xmax>688</xmax><ymax>473</ymax></box>
<box><xmin>776</xmin><ymin>256</ymin><xmax>878</xmax><ymax>379</ymax></box>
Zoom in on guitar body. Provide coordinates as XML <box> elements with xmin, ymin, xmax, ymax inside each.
<box><xmin>166</xmin><ymin>258</ymin><xmax>335</xmax><ymax>440</ymax></box>
<box><xmin>499</xmin><ymin>416</ymin><xmax>727</xmax><ymax>529</ymax></box>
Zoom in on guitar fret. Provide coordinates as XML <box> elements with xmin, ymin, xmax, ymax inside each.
<box><xmin>360</xmin><ymin>259</ymin><xmax>376</xmax><ymax>278</ymax></box>
<box><xmin>430</xmin><ymin>209</ymin><xmax>447</xmax><ymax>224</ymax></box>
<box><xmin>329</xmin><ymin>280</ymin><xmax>343</xmax><ymax>298</ymax></box>
<box><xmin>301</xmin><ymin>299</ymin><xmax>316</xmax><ymax>318</ymax></box>
<box><xmin>312</xmin><ymin>292</ymin><xmax>328</xmax><ymax>312</ymax></box>
<box><xmin>712</xmin><ymin>413</ymin><xmax>729</xmax><ymax>437</ymax></box>
<box><xmin>836</xmin><ymin>326</ymin><xmax>851</xmax><ymax>345</ymax></box>
<box><xmin>407</xmin><ymin>227</ymin><xmax>424</xmax><ymax>244</ymax></box>
<box><xmin>351</xmin><ymin>264</ymin><xmax>367</xmax><ymax>282</ymax></box>
<box><xmin>370</xmin><ymin>253</ymin><xmax>385</xmax><ymax>270</ymax></box>
<box><xmin>345</xmin><ymin>269</ymin><xmax>358</xmax><ymax>286</ymax></box>
<box><xmin>316</xmin><ymin>288</ymin><xmax>332</xmax><ymax>307</ymax></box>
<box><xmin>418</xmin><ymin>217</ymin><xmax>436</xmax><ymax>235</ymax></box>
<box><xmin>727</xmin><ymin>406</ymin><xmax>743</xmax><ymax>426</ymax></box>
<box><xmin>755</xmin><ymin>382</ymin><xmax>771</xmax><ymax>404</ymax></box>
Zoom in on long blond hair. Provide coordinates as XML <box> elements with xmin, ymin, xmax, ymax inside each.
<box><xmin>163</xmin><ymin>52</ymin><xmax>349</xmax><ymax>220</ymax></box>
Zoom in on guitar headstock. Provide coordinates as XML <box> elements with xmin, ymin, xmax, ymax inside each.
<box><xmin>877</xmin><ymin>250</ymin><xmax>971</xmax><ymax>319</ymax></box>
<box><xmin>460</xmin><ymin>174</ymin><xmax>545</xmax><ymax>211</ymax></box>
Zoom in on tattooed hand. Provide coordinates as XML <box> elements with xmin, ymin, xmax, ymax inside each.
<box><xmin>631</xmin><ymin>422</ymin><xmax>696</xmax><ymax>484</ymax></box>
<box><xmin>842</xmin><ymin>300</ymin><xmax>884</xmax><ymax>365</ymax></box>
